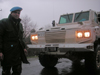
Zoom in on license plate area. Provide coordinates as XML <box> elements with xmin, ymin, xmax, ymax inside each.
<box><xmin>45</xmin><ymin>47</ymin><xmax>58</xmax><ymax>52</ymax></box>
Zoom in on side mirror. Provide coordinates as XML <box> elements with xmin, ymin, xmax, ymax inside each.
<box><xmin>98</xmin><ymin>14</ymin><xmax>100</xmax><ymax>22</ymax></box>
<box><xmin>52</xmin><ymin>20</ymin><xmax>55</xmax><ymax>27</ymax></box>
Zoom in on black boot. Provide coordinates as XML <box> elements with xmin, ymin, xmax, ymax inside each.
<box><xmin>2</xmin><ymin>71</ymin><xmax>11</xmax><ymax>75</ymax></box>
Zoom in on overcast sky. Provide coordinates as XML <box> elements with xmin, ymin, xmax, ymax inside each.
<box><xmin>0</xmin><ymin>0</ymin><xmax>100</xmax><ymax>29</ymax></box>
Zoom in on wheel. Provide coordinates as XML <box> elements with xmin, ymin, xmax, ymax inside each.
<box><xmin>85</xmin><ymin>45</ymin><xmax>100</xmax><ymax>74</ymax></box>
<box><xmin>38</xmin><ymin>53</ymin><xmax>58</xmax><ymax>68</ymax></box>
<box><xmin>96</xmin><ymin>45</ymin><xmax>100</xmax><ymax>69</ymax></box>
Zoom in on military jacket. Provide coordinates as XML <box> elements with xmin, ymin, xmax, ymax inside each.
<box><xmin>0</xmin><ymin>14</ymin><xmax>29</xmax><ymax>66</ymax></box>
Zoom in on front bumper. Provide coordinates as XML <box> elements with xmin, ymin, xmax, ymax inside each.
<box><xmin>27</xmin><ymin>43</ymin><xmax>94</xmax><ymax>52</ymax></box>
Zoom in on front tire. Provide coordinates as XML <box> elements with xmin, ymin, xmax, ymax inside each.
<box><xmin>96</xmin><ymin>45</ymin><xmax>100</xmax><ymax>69</ymax></box>
<box><xmin>38</xmin><ymin>53</ymin><xmax>58</xmax><ymax>68</ymax></box>
<box><xmin>85</xmin><ymin>45</ymin><xmax>100</xmax><ymax>73</ymax></box>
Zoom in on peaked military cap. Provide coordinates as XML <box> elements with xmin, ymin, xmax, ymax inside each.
<box><xmin>10</xmin><ymin>6</ymin><xmax>22</xmax><ymax>12</ymax></box>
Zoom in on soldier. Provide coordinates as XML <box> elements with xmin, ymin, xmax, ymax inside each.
<box><xmin>0</xmin><ymin>6</ymin><xmax>29</xmax><ymax>75</ymax></box>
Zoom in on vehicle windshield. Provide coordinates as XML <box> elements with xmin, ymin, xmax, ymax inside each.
<box><xmin>59</xmin><ymin>14</ymin><xmax>73</xmax><ymax>24</ymax></box>
<box><xmin>74</xmin><ymin>11</ymin><xmax>89</xmax><ymax>22</ymax></box>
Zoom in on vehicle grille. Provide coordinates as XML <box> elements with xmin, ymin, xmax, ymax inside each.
<box><xmin>45</xmin><ymin>30</ymin><xmax>66</xmax><ymax>43</ymax></box>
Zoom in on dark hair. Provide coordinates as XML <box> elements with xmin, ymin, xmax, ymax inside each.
<box><xmin>11</xmin><ymin>10</ymin><xmax>20</xmax><ymax>14</ymax></box>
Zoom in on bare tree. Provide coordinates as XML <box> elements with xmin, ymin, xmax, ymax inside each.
<box><xmin>44</xmin><ymin>24</ymin><xmax>52</xmax><ymax>29</ymax></box>
<box><xmin>21</xmin><ymin>15</ymin><xmax>37</xmax><ymax>42</ymax></box>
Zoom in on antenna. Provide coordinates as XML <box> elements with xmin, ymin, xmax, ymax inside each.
<box><xmin>0</xmin><ymin>9</ymin><xmax>2</xmax><ymax>11</ymax></box>
<box><xmin>0</xmin><ymin>9</ymin><xmax>2</xmax><ymax>19</ymax></box>
<box><xmin>52</xmin><ymin>1</ymin><xmax>55</xmax><ymax>27</ymax></box>
<box><xmin>52</xmin><ymin>1</ymin><xmax>54</xmax><ymax>20</ymax></box>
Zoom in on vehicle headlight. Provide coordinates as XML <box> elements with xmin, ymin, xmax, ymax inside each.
<box><xmin>84</xmin><ymin>32</ymin><xmax>90</xmax><ymax>38</ymax></box>
<box><xmin>76</xmin><ymin>30</ymin><xmax>91</xmax><ymax>38</ymax></box>
<box><xmin>77</xmin><ymin>32</ymin><xmax>83</xmax><ymax>38</ymax></box>
<box><xmin>31</xmin><ymin>34</ymin><xmax>38</xmax><ymax>41</ymax></box>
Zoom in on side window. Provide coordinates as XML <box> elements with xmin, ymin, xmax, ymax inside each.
<box><xmin>94</xmin><ymin>13</ymin><xmax>98</xmax><ymax>23</ymax></box>
<box><xmin>59</xmin><ymin>17</ymin><xmax>66</xmax><ymax>24</ymax></box>
<box><xmin>59</xmin><ymin>14</ymin><xmax>73</xmax><ymax>24</ymax></box>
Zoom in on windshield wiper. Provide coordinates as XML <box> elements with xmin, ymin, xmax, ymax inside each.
<box><xmin>67</xmin><ymin>14</ymin><xmax>70</xmax><ymax>22</ymax></box>
<box><xmin>75</xmin><ymin>11</ymin><xmax>83</xmax><ymax>21</ymax></box>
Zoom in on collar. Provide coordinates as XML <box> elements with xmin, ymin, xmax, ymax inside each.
<box><xmin>8</xmin><ymin>14</ymin><xmax>21</xmax><ymax>23</ymax></box>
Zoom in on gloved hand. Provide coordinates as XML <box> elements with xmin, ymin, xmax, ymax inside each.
<box><xmin>24</xmin><ymin>49</ymin><xmax>28</xmax><ymax>55</ymax></box>
<box><xmin>0</xmin><ymin>52</ymin><xmax>3</xmax><ymax>61</ymax></box>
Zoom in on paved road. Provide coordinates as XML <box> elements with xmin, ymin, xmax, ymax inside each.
<box><xmin>0</xmin><ymin>57</ymin><xmax>100</xmax><ymax>75</ymax></box>
<box><xmin>22</xmin><ymin>57</ymin><xmax>72</xmax><ymax>75</ymax></box>
<box><xmin>22</xmin><ymin>57</ymin><xmax>100</xmax><ymax>75</ymax></box>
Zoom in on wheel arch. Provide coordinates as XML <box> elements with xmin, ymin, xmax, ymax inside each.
<box><xmin>94</xmin><ymin>38</ymin><xmax>100</xmax><ymax>52</ymax></box>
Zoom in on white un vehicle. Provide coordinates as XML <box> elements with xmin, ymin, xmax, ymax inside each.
<box><xmin>30</xmin><ymin>10</ymin><xmax>100</xmax><ymax>72</ymax></box>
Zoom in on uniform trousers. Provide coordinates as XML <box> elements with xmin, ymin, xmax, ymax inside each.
<box><xmin>2</xmin><ymin>63</ymin><xmax>22</xmax><ymax>75</ymax></box>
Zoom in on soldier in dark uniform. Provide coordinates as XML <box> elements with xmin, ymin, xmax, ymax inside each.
<box><xmin>0</xmin><ymin>6</ymin><xmax>29</xmax><ymax>75</ymax></box>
